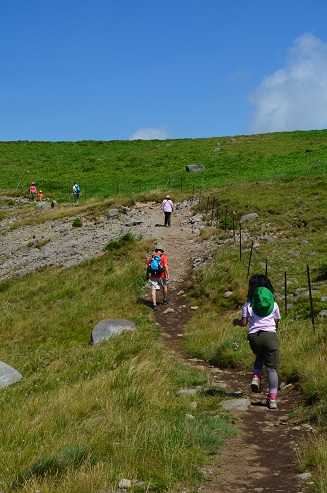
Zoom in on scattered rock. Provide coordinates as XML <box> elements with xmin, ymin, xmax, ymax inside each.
<box><xmin>107</xmin><ymin>208</ymin><xmax>119</xmax><ymax>218</ymax></box>
<box><xmin>186</xmin><ymin>164</ymin><xmax>205</xmax><ymax>172</ymax></box>
<box><xmin>176</xmin><ymin>389</ymin><xmax>198</xmax><ymax>396</ymax></box>
<box><xmin>0</xmin><ymin>361</ymin><xmax>22</xmax><ymax>388</ymax></box>
<box><xmin>90</xmin><ymin>319</ymin><xmax>136</xmax><ymax>345</ymax></box>
<box><xmin>220</xmin><ymin>398</ymin><xmax>251</xmax><ymax>411</ymax></box>
<box><xmin>118</xmin><ymin>479</ymin><xmax>132</xmax><ymax>489</ymax></box>
<box><xmin>239</xmin><ymin>213</ymin><xmax>258</xmax><ymax>224</ymax></box>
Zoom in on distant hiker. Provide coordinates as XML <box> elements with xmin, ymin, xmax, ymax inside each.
<box><xmin>146</xmin><ymin>246</ymin><xmax>170</xmax><ymax>310</ymax></box>
<box><xmin>38</xmin><ymin>190</ymin><xmax>44</xmax><ymax>201</ymax></box>
<box><xmin>73</xmin><ymin>182</ymin><xmax>80</xmax><ymax>204</ymax></box>
<box><xmin>233</xmin><ymin>274</ymin><xmax>281</xmax><ymax>409</ymax></box>
<box><xmin>161</xmin><ymin>195</ymin><xmax>174</xmax><ymax>227</ymax></box>
<box><xmin>29</xmin><ymin>182</ymin><xmax>37</xmax><ymax>201</ymax></box>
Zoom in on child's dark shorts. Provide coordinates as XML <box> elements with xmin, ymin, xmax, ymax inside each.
<box><xmin>247</xmin><ymin>330</ymin><xmax>280</xmax><ymax>369</ymax></box>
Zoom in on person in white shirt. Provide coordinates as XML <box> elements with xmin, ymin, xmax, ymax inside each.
<box><xmin>161</xmin><ymin>195</ymin><xmax>174</xmax><ymax>227</ymax></box>
<box><xmin>233</xmin><ymin>274</ymin><xmax>281</xmax><ymax>409</ymax></box>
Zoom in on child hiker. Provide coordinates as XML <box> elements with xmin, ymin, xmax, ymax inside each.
<box><xmin>233</xmin><ymin>274</ymin><xmax>281</xmax><ymax>409</ymax></box>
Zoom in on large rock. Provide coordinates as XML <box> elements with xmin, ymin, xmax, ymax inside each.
<box><xmin>186</xmin><ymin>164</ymin><xmax>205</xmax><ymax>172</ymax></box>
<box><xmin>220</xmin><ymin>398</ymin><xmax>251</xmax><ymax>411</ymax></box>
<box><xmin>107</xmin><ymin>208</ymin><xmax>119</xmax><ymax>219</ymax></box>
<box><xmin>239</xmin><ymin>213</ymin><xmax>258</xmax><ymax>224</ymax></box>
<box><xmin>90</xmin><ymin>319</ymin><xmax>137</xmax><ymax>345</ymax></box>
<box><xmin>0</xmin><ymin>362</ymin><xmax>22</xmax><ymax>388</ymax></box>
<box><xmin>36</xmin><ymin>202</ymin><xmax>51</xmax><ymax>211</ymax></box>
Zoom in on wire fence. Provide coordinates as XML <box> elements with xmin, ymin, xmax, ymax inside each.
<box><xmin>2</xmin><ymin>182</ymin><xmax>322</xmax><ymax>330</ymax></box>
<box><xmin>1</xmin><ymin>173</ymin><xmax>219</xmax><ymax>201</ymax></box>
<box><xmin>204</xmin><ymin>197</ymin><xmax>322</xmax><ymax>331</ymax></box>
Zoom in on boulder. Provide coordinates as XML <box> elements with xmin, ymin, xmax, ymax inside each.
<box><xmin>36</xmin><ymin>202</ymin><xmax>51</xmax><ymax>211</ymax></box>
<box><xmin>186</xmin><ymin>164</ymin><xmax>205</xmax><ymax>172</ymax></box>
<box><xmin>0</xmin><ymin>362</ymin><xmax>22</xmax><ymax>388</ymax></box>
<box><xmin>239</xmin><ymin>213</ymin><xmax>258</xmax><ymax>224</ymax></box>
<box><xmin>90</xmin><ymin>319</ymin><xmax>137</xmax><ymax>345</ymax></box>
<box><xmin>107</xmin><ymin>208</ymin><xmax>119</xmax><ymax>219</ymax></box>
<box><xmin>220</xmin><ymin>398</ymin><xmax>251</xmax><ymax>411</ymax></box>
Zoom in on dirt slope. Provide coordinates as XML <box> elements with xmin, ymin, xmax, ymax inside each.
<box><xmin>144</xmin><ymin>205</ymin><xmax>313</xmax><ymax>493</ymax></box>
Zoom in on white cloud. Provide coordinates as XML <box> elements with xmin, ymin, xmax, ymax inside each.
<box><xmin>128</xmin><ymin>126</ymin><xmax>170</xmax><ymax>140</ymax></box>
<box><xmin>249</xmin><ymin>33</ymin><xmax>327</xmax><ymax>133</ymax></box>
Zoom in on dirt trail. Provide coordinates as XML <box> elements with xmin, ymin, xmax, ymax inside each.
<box><xmin>1</xmin><ymin>199</ymin><xmax>313</xmax><ymax>492</ymax></box>
<box><xmin>144</xmin><ymin>206</ymin><xmax>313</xmax><ymax>493</ymax></box>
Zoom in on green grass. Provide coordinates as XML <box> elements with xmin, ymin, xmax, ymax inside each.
<box><xmin>1</xmin><ymin>129</ymin><xmax>327</xmax><ymax>491</ymax></box>
<box><xmin>0</xmin><ymin>236</ymin><xmax>235</xmax><ymax>492</ymax></box>
<box><xmin>1</xmin><ymin>130</ymin><xmax>327</xmax><ymax>201</ymax></box>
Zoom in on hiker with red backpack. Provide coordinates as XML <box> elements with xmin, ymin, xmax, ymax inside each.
<box><xmin>146</xmin><ymin>246</ymin><xmax>170</xmax><ymax>310</ymax></box>
<box><xmin>233</xmin><ymin>274</ymin><xmax>281</xmax><ymax>409</ymax></box>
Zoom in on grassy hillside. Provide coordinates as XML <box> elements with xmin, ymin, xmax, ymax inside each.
<box><xmin>1</xmin><ymin>130</ymin><xmax>327</xmax><ymax>200</ymax></box>
<box><xmin>0</xmin><ymin>130</ymin><xmax>327</xmax><ymax>492</ymax></box>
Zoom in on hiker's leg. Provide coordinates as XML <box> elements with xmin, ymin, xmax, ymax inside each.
<box><xmin>160</xmin><ymin>278</ymin><xmax>168</xmax><ymax>301</ymax></box>
<box><xmin>167</xmin><ymin>212</ymin><xmax>171</xmax><ymax>226</ymax></box>
<box><xmin>151</xmin><ymin>287</ymin><xmax>157</xmax><ymax>305</ymax></box>
<box><xmin>266</xmin><ymin>367</ymin><xmax>278</xmax><ymax>398</ymax></box>
<box><xmin>261</xmin><ymin>331</ymin><xmax>279</xmax><ymax>398</ymax></box>
<box><xmin>253</xmin><ymin>356</ymin><xmax>263</xmax><ymax>379</ymax></box>
<box><xmin>149</xmin><ymin>279</ymin><xmax>159</xmax><ymax>306</ymax></box>
<box><xmin>164</xmin><ymin>212</ymin><xmax>168</xmax><ymax>226</ymax></box>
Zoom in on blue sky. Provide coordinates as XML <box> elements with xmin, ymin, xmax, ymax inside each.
<box><xmin>1</xmin><ymin>0</ymin><xmax>327</xmax><ymax>141</ymax></box>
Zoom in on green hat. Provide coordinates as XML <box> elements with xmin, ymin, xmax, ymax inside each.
<box><xmin>155</xmin><ymin>246</ymin><xmax>164</xmax><ymax>253</ymax></box>
<box><xmin>251</xmin><ymin>287</ymin><xmax>274</xmax><ymax>317</ymax></box>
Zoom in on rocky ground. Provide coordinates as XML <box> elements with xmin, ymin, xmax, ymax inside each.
<box><xmin>0</xmin><ymin>198</ymin><xmax>314</xmax><ymax>492</ymax></box>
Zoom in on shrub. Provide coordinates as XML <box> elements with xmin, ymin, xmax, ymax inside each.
<box><xmin>318</xmin><ymin>261</ymin><xmax>327</xmax><ymax>280</ymax></box>
<box><xmin>72</xmin><ymin>217</ymin><xmax>83</xmax><ymax>227</ymax></box>
<box><xmin>105</xmin><ymin>232</ymin><xmax>135</xmax><ymax>251</ymax></box>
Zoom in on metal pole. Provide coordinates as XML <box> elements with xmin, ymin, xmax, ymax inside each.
<box><xmin>206</xmin><ymin>197</ymin><xmax>209</xmax><ymax>216</ymax></box>
<box><xmin>284</xmin><ymin>271</ymin><xmax>287</xmax><ymax>317</ymax></box>
<box><xmin>247</xmin><ymin>241</ymin><xmax>253</xmax><ymax>278</ymax></box>
<box><xmin>224</xmin><ymin>206</ymin><xmax>227</xmax><ymax>239</ymax></box>
<box><xmin>210</xmin><ymin>198</ymin><xmax>216</xmax><ymax>226</ymax></box>
<box><xmin>233</xmin><ymin>214</ymin><xmax>236</xmax><ymax>248</ymax></box>
<box><xmin>306</xmin><ymin>265</ymin><xmax>315</xmax><ymax>332</ymax></box>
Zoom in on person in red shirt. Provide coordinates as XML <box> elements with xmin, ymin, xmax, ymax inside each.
<box><xmin>29</xmin><ymin>182</ymin><xmax>37</xmax><ymax>201</ymax></box>
<box><xmin>146</xmin><ymin>246</ymin><xmax>170</xmax><ymax>310</ymax></box>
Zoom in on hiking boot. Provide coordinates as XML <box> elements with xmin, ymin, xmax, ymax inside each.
<box><xmin>267</xmin><ymin>396</ymin><xmax>278</xmax><ymax>409</ymax></box>
<box><xmin>251</xmin><ymin>375</ymin><xmax>261</xmax><ymax>393</ymax></box>
<box><xmin>163</xmin><ymin>297</ymin><xmax>170</xmax><ymax>304</ymax></box>
<box><xmin>152</xmin><ymin>304</ymin><xmax>158</xmax><ymax>310</ymax></box>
